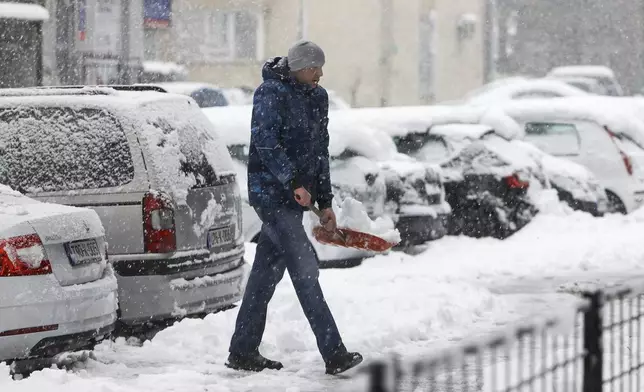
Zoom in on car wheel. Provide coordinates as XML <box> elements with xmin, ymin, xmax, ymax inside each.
<box><xmin>605</xmin><ymin>191</ymin><xmax>627</xmax><ymax>214</ymax></box>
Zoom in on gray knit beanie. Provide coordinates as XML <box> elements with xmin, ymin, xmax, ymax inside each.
<box><xmin>287</xmin><ymin>40</ymin><xmax>326</xmax><ymax>72</ymax></box>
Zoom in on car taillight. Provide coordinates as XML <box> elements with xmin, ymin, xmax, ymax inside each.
<box><xmin>143</xmin><ymin>191</ymin><xmax>176</xmax><ymax>253</ymax></box>
<box><xmin>605</xmin><ymin>126</ymin><xmax>634</xmax><ymax>176</ymax></box>
<box><xmin>0</xmin><ymin>234</ymin><xmax>52</xmax><ymax>277</ymax></box>
<box><xmin>504</xmin><ymin>173</ymin><xmax>530</xmax><ymax>189</ymax></box>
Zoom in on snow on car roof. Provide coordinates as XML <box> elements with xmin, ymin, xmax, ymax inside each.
<box><xmin>465</xmin><ymin>79</ymin><xmax>589</xmax><ymax>105</ymax></box>
<box><xmin>330</xmin><ymin>105</ymin><xmax>487</xmax><ymax>137</ymax></box>
<box><xmin>142</xmin><ymin>61</ymin><xmax>189</xmax><ymax>76</ymax></box>
<box><xmin>547</xmin><ymin>65</ymin><xmax>616</xmax><ymax>79</ymax></box>
<box><xmin>0</xmin><ymin>2</ymin><xmax>49</xmax><ymax>21</ymax></box>
<box><xmin>202</xmin><ymin>105</ymin><xmax>398</xmax><ymax>160</ymax></box>
<box><xmin>331</xmin><ymin>105</ymin><xmax>522</xmax><ymax>140</ymax></box>
<box><xmin>497</xmin><ymin>96</ymin><xmax>644</xmax><ymax>147</ymax></box>
<box><xmin>430</xmin><ymin>123</ymin><xmax>494</xmax><ymax>140</ymax></box>
<box><xmin>0</xmin><ymin>87</ymin><xmax>195</xmax><ymax>111</ymax></box>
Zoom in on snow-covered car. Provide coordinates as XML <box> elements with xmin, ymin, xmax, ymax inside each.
<box><xmin>463</xmin><ymin>78</ymin><xmax>589</xmax><ymax>106</ymax></box>
<box><xmin>499</xmin><ymin>96</ymin><xmax>644</xmax><ymax>214</ymax></box>
<box><xmin>546</xmin><ymin>65</ymin><xmax>624</xmax><ymax>96</ymax></box>
<box><xmin>328</xmin><ymin>113</ymin><xmax>450</xmax><ymax>246</ymax></box>
<box><xmin>143</xmin><ymin>82</ymin><xmax>230</xmax><ymax>108</ymax></box>
<box><xmin>425</xmin><ymin>123</ymin><xmax>608</xmax><ymax>217</ymax></box>
<box><xmin>0</xmin><ymin>86</ymin><xmax>248</xmax><ymax>330</ymax></box>
<box><xmin>0</xmin><ymin>184</ymin><xmax>117</xmax><ymax>373</ymax></box>
<box><xmin>394</xmin><ymin>124</ymin><xmax>542</xmax><ymax>238</ymax></box>
<box><xmin>203</xmin><ymin>105</ymin><xmax>387</xmax><ymax>267</ymax></box>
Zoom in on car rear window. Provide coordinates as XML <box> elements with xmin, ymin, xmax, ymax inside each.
<box><xmin>139</xmin><ymin>99</ymin><xmax>236</xmax><ymax>200</ymax></box>
<box><xmin>524</xmin><ymin>122</ymin><xmax>581</xmax><ymax>156</ymax></box>
<box><xmin>0</xmin><ymin>106</ymin><xmax>134</xmax><ymax>193</ymax></box>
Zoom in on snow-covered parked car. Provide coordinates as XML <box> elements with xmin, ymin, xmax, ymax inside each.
<box><xmin>394</xmin><ymin>124</ymin><xmax>543</xmax><ymax>238</ymax></box>
<box><xmin>546</xmin><ymin>65</ymin><xmax>624</xmax><ymax>96</ymax></box>
<box><xmin>427</xmin><ymin>123</ymin><xmax>607</xmax><ymax>216</ymax></box>
<box><xmin>499</xmin><ymin>96</ymin><xmax>644</xmax><ymax>214</ymax></box>
<box><xmin>462</xmin><ymin>78</ymin><xmax>590</xmax><ymax>106</ymax></box>
<box><xmin>203</xmin><ymin>105</ymin><xmax>387</xmax><ymax>267</ymax></box>
<box><xmin>328</xmin><ymin>112</ymin><xmax>450</xmax><ymax>246</ymax></box>
<box><xmin>0</xmin><ymin>184</ymin><xmax>117</xmax><ymax>373</ymax></box>
<box><xmin>0</xmin><ymin>86</ymin><xmax>248</xmax><ymax>331</ymax></box>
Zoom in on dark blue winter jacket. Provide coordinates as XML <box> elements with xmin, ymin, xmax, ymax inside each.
<box><xmin>247</xmin><ymin>57</ymin><xmax>333</xmax><ymax>210</ymax></box>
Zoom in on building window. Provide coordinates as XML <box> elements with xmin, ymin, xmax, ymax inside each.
<box><xmin>178</xmin><ymin>9</ymin><xmax>264</xmax><ymax>63</ymax></box>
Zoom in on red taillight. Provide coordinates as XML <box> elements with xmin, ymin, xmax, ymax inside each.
<box><xmin>605</xmin><ymin>126</ymin><xmax>634</xmax><ymax>176</ymax></box>
<box><xmin>620</xmin><ymin>151</ymin><xmax>634</xmax><ymax>176</ymax></box>
<box><xmin>143</xmin><ymin>191</ymin><xmax>176</xmax><ymax>253</ymax></box>
<box><xmin>0</xmin><ymin>234</ymin><xmax>52</xmax><ymax>277</ymax></box>
<box><xmin>504</xmin><ymin>174</ymin><xmax>530</xmax><ymax>189</ymax></box>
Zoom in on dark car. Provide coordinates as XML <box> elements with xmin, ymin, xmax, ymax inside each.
<box><xmin>394</xmin><ymin>124</ymin><xmax>542</xmax><ymax>239</ymax></box>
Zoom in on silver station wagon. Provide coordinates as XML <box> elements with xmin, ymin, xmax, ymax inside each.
<box><xmin>0</xmin><ymin>86</ymin><xmax>248</xmax><ymax>328</ymax></box>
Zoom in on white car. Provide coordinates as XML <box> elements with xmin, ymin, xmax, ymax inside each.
<box><xmin>0</xmin><ymin>184</ymin><xmax>117</xmax><ymax>372</ymax></box>
<box><xmin>463</xmin><ymin>78</ymin><xmax>589</xmax><ymax>106</ymax></box>
<box><xmin>546</xmin><ymin>65</ymin><xmax>624</xmax><ymax>96</ymax></box>
<box><xmin>499</xmin><ymin>96</ymin><xmax>644</xmax><ymax>213</ymax></box>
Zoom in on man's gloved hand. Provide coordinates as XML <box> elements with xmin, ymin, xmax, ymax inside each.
<box><xmin>320</xmin><ymin>208</ymin><xmax>337</xmax><ymax>232</ymax></box>
<box><xmin>294</xmin><ymin>187</ymin><xmax>312</xmax><ymax>207</ymax></box>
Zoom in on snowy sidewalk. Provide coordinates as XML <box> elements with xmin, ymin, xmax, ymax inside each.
<box><xmin>4</xmin><ymin>204</ymin><xmax>644</xmax><ymax>391</ymax></box>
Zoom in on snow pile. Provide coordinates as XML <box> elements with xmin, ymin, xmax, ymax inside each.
<box><xmin>142</xmin><ymin>61</ymin><xmax>188</xmax><ymax>76</ymax></box>
<box><xmin>464</xmin><ymin>79</ymin><xmax>589</xmax><ymax>106</ymax></box>
<box><xmin>0</xmin><ymin>2</ymin><xmax>49</xmax><ymax>21</ymax></box>
<box><xmin>334</xmin><ymin>197</ymin><xmax>401</xmax><ymax>244</ymax></box>
<box><xmin>547</xmin><ymin>65</ymin><xmax>616</xmax><ymax>79</ymax></box>
<box><xmin>304</xmin><ymin>196</ymin><xmax>400</xmax><ymax>260</ymax></box>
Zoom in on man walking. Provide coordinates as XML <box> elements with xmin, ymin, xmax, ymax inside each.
<box><xmin>226</xmin><ymin>41</ymin><xmax>363</xmax><ymax>375</ymax></box>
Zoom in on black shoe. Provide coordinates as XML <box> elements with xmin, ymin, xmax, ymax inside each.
<box><xmin>225</xmin><ymin>351</ymin><xmax>284</xmax><ymax>372</ymax></box>
<box><xmin>325</xmin><ymin>351</ymin><xmax>363</xmax><ymax>375</ymax></box>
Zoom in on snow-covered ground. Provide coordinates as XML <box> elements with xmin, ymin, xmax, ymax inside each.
<box><xmin>4</xmin><ymin>196</ymin><xmax>644</xmax><ymax>391</ymax></box>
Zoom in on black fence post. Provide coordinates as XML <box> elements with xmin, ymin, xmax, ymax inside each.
<box><xmin>368</xmin><ymin>361</ymin><xmax>388</xmax><ymax>392</ymax></box>
<box><xmin>583</xmin><ymin>291</ymin><xmax>603</xmax><ymax>392</ymax></box>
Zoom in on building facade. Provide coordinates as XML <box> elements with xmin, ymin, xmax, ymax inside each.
<box><xmin>145</xmin><ymin>0</ymin><xmax>487</xmax><ymax>107</ymax></box>
<box><xmin>42</xmin><ymin>0</ymin><xmax>145</xmax><ymax>85</ymax></box>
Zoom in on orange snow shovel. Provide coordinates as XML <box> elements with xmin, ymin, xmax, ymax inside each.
<box><xmin>308</xmin><ymin>204</ymin><xmax>398</xmax><ymax>253</ymax></box>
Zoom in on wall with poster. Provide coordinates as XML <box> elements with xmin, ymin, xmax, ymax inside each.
<box><xmin>74</xmin><ymin>0</ymin><xmax>144</xmax><ymax>84</ymax></box>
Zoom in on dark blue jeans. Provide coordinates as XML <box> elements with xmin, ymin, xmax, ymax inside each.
<box><xmin>229</xmin><ymin>206</ymin><xmax>345</xmax><ymax>362</ymax></box>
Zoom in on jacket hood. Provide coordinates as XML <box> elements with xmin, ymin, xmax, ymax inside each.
<box><xmin>261</xmin><ymin>56</ymin><xmax>316</xmax><ymax>92</ymax></box>
<box><xmin>262</xmin><ymin>57</ymin><xmax>290</xmax><ymax>82</ymax></box>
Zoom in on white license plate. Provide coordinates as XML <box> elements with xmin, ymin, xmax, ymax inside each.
<box><xmin>207</xmin><ymin>226</ymin><xmax>235</xmax><ymax>248</ymax></box>
<box><xmin>65</xmin><ymin>239</ymin><xmax>102</xmax><ymax>267</ymax></box>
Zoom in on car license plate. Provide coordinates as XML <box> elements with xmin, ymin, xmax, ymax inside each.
<box><xmin>65</xmin><ymin>239</ymin><xmax>102</xmax><ymax>267</ymax></box>
<box><xmin>207</xmin><ymin>226</ymin><xmax>234</xmax><ymax>248</ymax></box>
